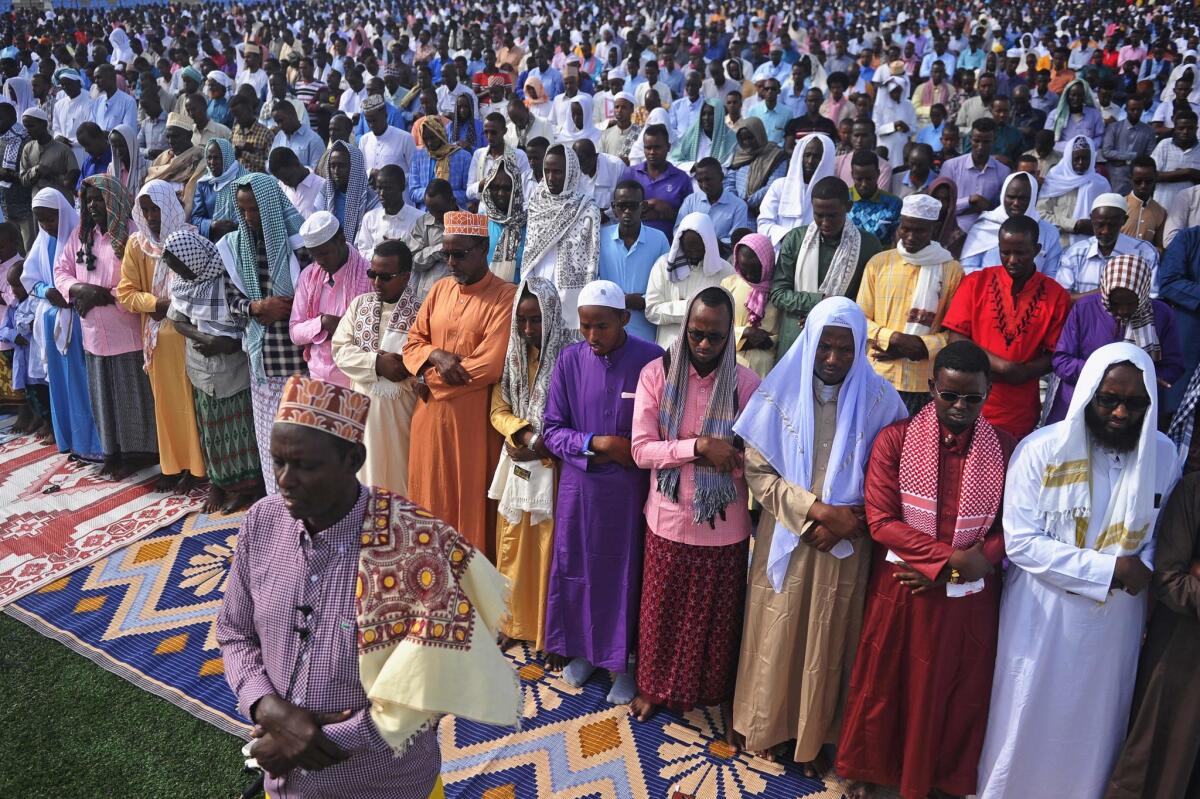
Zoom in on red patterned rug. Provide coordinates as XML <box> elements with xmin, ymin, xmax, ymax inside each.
<box><xmin>0</xmin><ymin>432</ymin><xmax>203</xmax><ymax>607</ymax></box>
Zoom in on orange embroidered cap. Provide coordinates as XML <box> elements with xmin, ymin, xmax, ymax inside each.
<box><xmin>443</xmin><ymin>211</ymin><xmax>490</xmax><ymax>238</ymax></box>
<box><xmin>274</xmin><ymin>375</ymin><xmax>370</xmax><ymax>444</ymax></box>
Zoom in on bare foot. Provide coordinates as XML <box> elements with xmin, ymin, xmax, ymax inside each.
<box><xmin>173</xmin><ymin>472</ymin><xmax>199</xmax><ymax>495</ymax></box>
<box><xmin>846</xmin><ymin>781</ymin><xmax>876</xmax><ymax>799</ymax></box>
<box><xmin>110</xmin><ymin>460</ymin><xmax>139</xmax><ymax>481</ymax></box>
<box><xmin>628</xmin><ymin>694</ymin><xmax>658</xmax><ymax>722</ymax></box>
<box><xmin>35</xmin><ymin>421</ymin><xmax>55</xmax><ymax>443</ymax></box>
<box><xmin>544</xmin><ymin>653</ymin><xmax>570</xmax><ymax>671</ymax></box>
<box><xmin>496</xmin><ymin>633</ymin><xmax>520</xmax><ymax>652</ymax></box>
<box><xmin>204</xmin><ymin>484</ymin><xmax>227</xmax><ymax>514</ymax></box>
<box><xmin>753</xmin><ymin>748</ymin><xmax>777</xmax><ymax>762</ymax></box>
<box><xmin>153</xmin><ymin>472</ymin><xmax>180</xmax><ymax>492</ymax></box>
<box><xmin>13</xmin><ymin>406</ymin><xmax>35</xmax><ymax>433</ymax></box>
<box><xmin>99</xmin><ymin>457</ymin><xmax>120</xmax><ymax>477</ymax></box>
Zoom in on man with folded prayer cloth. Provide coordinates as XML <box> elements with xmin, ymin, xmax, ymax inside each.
<box><xmin>835</xmin><ymin>340</ymin><xmax>1018</xmax><ymax>799</ymax></box>
<box><xmin>218</xmin><ymin>374</ymin><xmax>520</xmax><ymax>799</ymax></box>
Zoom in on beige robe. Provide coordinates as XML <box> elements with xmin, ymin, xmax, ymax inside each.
<box><xmin>732</xmin><ymin>387</ymin><xmax>872</xmax><ymax>762</ymax></box>
<box><xmin>722</xmin><ymin>273</ymin><xmax>781</xmax><ymax>379</ymax></box>
<box><xmin>488</xmin><ymin>351</ymin><xmax>557</xmax><ymax>650</ymax></box>
<box><xmin>331</xmin><ymin>295</ymin><xmax>419</xmax><ymax>496</ymax></box>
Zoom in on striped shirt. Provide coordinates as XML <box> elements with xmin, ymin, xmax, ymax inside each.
<box><xmin>217</xmin><ymin>487</ymin><xmax>441</xmax><ymax>799</ymax></box>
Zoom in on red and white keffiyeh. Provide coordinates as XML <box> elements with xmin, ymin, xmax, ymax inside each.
<box><xmin>898</xmin><ymin>403</ymin><xmax>1005</xmax><ymax>548</ymax></box>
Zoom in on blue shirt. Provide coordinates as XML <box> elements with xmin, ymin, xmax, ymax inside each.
<box><xmin>270</xmin><ymin>128</ymin><xmax>326</xmax><ymax>170</ymax></box>
<box><xmin>675</xmin><ymin>190</ymin><xmax>750</xmax><ymax>244</ymax></box>
<box><xmin>520</xmin><ymin>66</ymin><xmax>563</xmax><ymax>100</ymax></box>
<box><xmin>849</xmin><ymin>189</ymin><xmax>902</xmax><ymax>245</ymax></box>
<box><xmin>747</xmin><ymin>102</ymin><xmax>793</xmax><ymax>146</ymax></box>
<box><xmin>92</xmin><ymin>90</ymin><xmax>138</xmax><ymax>131</ymax></box>
<box><xmin>916</xmin><ymin>122</ymin><xmax>945</xmax><ymax>152</ymax></box>
<box><xmin>598</xmin><ymin>223</ymin><xmax>670</xmax><ymax>343</ymax></box>
<box><xmin>405</xmin><ymin>148</ymin><xmax>472</xmax><ymax>210</ymax></box>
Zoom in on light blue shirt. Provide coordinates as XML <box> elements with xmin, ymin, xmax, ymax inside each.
<box><xmin>916</xmin><ymin>122</ymin><xmax>945</xmax><ymax>152</ymax></box>
<box><xmin>598</xmin><ymin>223</ymin><xmax>670</xmax><ymax>343</ymax></box>
<box><xmin>747</xmin><ymin>102</ymin><xmax>793</xmax><ymax>145</ymax></box>
<box><xmin>958</xmin><ymin>48</ymin><xmax>987</xmax><ymax>72</ymax></box>
<box><xmin>674</xmin><ymin>190</ymin><xmax>750</xmax><ymax>244</ymax></box>
<box><xmin>1056</xmin><ymin>234</ymin><xmax>1161</xmax><ymax>296</ymax></box>
<box><xmin>92</xmin><ymin>90</ymin><xmax>138</xmax><ymax>132</ymax></box>
<box><xmin>270</xmin><ymin>128</ymin><xmax>326</xmax><ymax>170</ymax></box>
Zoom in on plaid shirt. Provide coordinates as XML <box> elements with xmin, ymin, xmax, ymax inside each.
<box><xmin>225</xmin><ymin>237</ymin><xmax>309</xmax><ymax>378</ymax></box>
<box><xmin>233</xmin><ymin>121</ymin><xmax>275</xmax><ymax>174</ymax></box>
<box><xmin>217</xmin><ymin>488</ymin><xmax>441</xmax><ymax>799</ymax></box>
<box><xmin>0</xmin><ymin>125</ymin><xmax>30</xmax><ymax>217</ymax></box>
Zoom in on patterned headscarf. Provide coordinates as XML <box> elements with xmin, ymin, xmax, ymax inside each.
<box><xmin>499</xmin><ymin>277</ymin><xmax>567</xmax><ymax>434</ymax></box>
<box><xmin>671</xmin><ymin>98</ymin><xmax>736</xmax><ymax>164</ymax></box>
<box><xmin>133</xmin><ymin>179</ymin><xmax>193</xmax><ymax>370</ymax></box>
<box><xmin>165</xmin><ymin>228</ymin><xmax>241</xmax><ymax>338</ymax></box>
<box><xmin>732</xmin><ymin>233</ymin><xmax>775</xmax><ymax>327</ymax></box>
<box><xmin>1101</xmin><ymin>254</ymin><xmax>1160</xmax><ymax>360</ymax></box>
<box><xmin>414</xmin><ymin>116</ymin><xmax>461</xmax><ymax>180</ymax></box>
<box><xmin>522</xmin><ymin>144</ymin><xmax>601</xmax><ymax>292</ymax></box>
<box><xmin>80</xmin><ymin>174</ymin><xmax>134</xmax><ymax>265</ymax></box>
<box><xmin>320</xmin><ymin>139</ymin><xmax>378</xmax><ymax>247</ymax></box>
<box><xmin>228</xmin><ymin>172</ymin><xmax>304</xmax><ymax>380</ymax></box>
<box><xmin>656</xmin><ymin>286</ymin><xmax>742</xmax><ymax>527</ymax></box>
<box><xmin>481</xmin><ymin>151</ymin><xmax>527</xmax><ymax>282</ymax></box>
<box><xmin>201</xmin><ymin>138</ymin><xmax>246</xmax><ymax>223</ymax></box>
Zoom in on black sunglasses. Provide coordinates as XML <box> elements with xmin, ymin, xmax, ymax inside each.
<box><xmin>1093</xmin><ymin>393</ymin><xmax>1152</xmax><ymax>412</ymax></box>
<box><xmin>687</xmin><ymin>328</ymin><xmax>728</xmax><ymax>345</ymax></box>
<box><xmin>444</xmin><ymin>242</ymin><xmax>483</xmax><ymax>261</ymax></box>
<box><xmin>930</xmin><ymin>383</ymin><xmax>987</xmax><ymax>405</ymax></box>
<box><xmin>366</xmin><ymin>270</ymin><xmax>405</xmax><ymax>281</ymax></box>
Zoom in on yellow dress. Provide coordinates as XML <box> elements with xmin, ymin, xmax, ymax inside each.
<box><xmin>488</xmin><ymin>353</ymin><xmax>557</xmax><ymax>650</ymax></box>
<box><xmin>115</xmin><ymin>234</ymin><xmax>206</xmax><ymax>477</ymax></box>
<box><xmin>722</xmin><ymin>273</ymin><xmax>781</xmax><ymax>379</ymax></box>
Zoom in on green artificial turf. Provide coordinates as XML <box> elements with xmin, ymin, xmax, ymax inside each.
<box><xmin>0</xmin><ymin>614</ymin><xmax>250</xmax><ymax>799</ymax></box>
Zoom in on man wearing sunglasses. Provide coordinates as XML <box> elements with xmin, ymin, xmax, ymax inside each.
<box><xmin>837</xmin><ymin>340</ymin><xmax>1017</xmax><ymax>799</ymax></box>
<box><xmin>978</xmin><ymin>342</ymin><xmax>1178</xmax><ymax>799</ymax></box>
<box><xmin>401</xmin><ymin>211</ymin><xmax>518</xmax><ymax>560</ymax></box>
<box><xmin>943</xmin><ymin>215</ymin><xmax>1071</xmax><ymax>438</ymax></box>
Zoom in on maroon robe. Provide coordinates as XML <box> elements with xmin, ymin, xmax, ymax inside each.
<box><xmin>835</xmin><ymin>418</ymin><xmax>1017</xmax><ymax>799</ymax></box>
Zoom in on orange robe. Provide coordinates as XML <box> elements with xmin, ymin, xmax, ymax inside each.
<box><xmin>402</xmin><ymin>272</ymin><xmax>516</xmax><ymax>559</ymax></box>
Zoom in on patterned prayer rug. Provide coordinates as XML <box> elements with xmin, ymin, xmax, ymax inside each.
<box><xmin>7</xmin><ymin>506</ymin><xmax>867</xmax><ymax>798</ymax></box>
<box><xmin>0</xmin><ymin>432</ymin><xmax>203</xmax><ymax>605</ymax></box>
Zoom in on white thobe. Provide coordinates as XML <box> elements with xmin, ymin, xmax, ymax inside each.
<box><xmin>977</xmin><ymin>426</ymin><xmax>1178</xmax><ymax>799</ymax></box>
<box><xmin>360</xmin><ymin>126</ymin><xmax>416</xmax><ymax>177</ymax></box>
<box><xmin>53</xmin><ymin>91</ymin><xmax>94</xmax><ymax>166</ymax></box>
<box><xmin>279</xmin><ymin>171</ymin><xmax>326</xmax><ymax>219</ymax></box>
<box><xmin>643</xmin><ymin>256</ymin><xmax>735</xmax><ymax>349</ymax></box>
<box><xmin>354</xmin><ymin>205</ymin><xmax>424</xmax><ymax>258</ymax></box>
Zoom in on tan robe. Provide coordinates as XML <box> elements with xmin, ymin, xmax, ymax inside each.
<box><xmin>489</xmin><ymin>351</ymin><xmax>557</xmax><ymax>649</ymax></box>
<box><xmin>402</xmin><ymin>272</ymin><xmax>516</xmax><ymax>560</ymax></box>
<box><xmin>331</xmin><ymin>294</ymin><xmax>420</xmax><ymax>496</ymax></box>
<box><xmin>732</xmin><ymin>387</ymin><xmax>872</xmax><ymax>762</ymax></box>
<box><xmin>722</xmin><ymin>273</ymin><xmax>781</xmax><ymax>379</ymax></box>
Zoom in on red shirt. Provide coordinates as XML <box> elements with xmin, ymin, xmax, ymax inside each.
<box><xmin>942</xmin><ymin>267</ymin><xmax>1070</xmax><ymax>439</ymax></box>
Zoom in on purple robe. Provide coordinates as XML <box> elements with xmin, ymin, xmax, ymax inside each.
<box><xmin>542</xmin><ymin>335</ymin><xmax>664</xmax><ymax>671</ymax></box>
<box><xmin>1047</xmin><ymin>294</ymin><xmax>1185</xmax><ymax>423</ymax></box>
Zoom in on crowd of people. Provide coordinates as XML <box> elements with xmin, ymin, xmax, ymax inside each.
<box><xmin>2</xmin><ymin>2</ymin><xmax>1200</xmax><ymax>798</ymax></box>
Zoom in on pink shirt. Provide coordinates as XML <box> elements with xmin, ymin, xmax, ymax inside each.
<box><xmin>631</xmin><ymin>356</ymin><xmax>761</xmax><ymax>547</ymax></box>
<box><xmin>53</xmin><ymin>228</ymin><xmax>143</xmax><ymax>356</ymax></box>
<box><xmin>289</xmin><ymin>246</ymin><xmax>373</xmax><ymax>388</ymax></box>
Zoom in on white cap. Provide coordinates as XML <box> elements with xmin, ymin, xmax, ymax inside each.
<box><xmin>1091</xmin><ymin>192</ymin><xmax>1128</xmax><ymax>213</ymax></box>
<box><xmin>20</xmin><ymin>107</ymin><xmax>49</xmax><ymax>123</ymax></box>
<box><xmin>614</xmin><ymin>91</ymin><xmax>636</xmax><ymax>104</ymax></box>
<box><xmin>901</xmin><ymin>193</ymin><xmax>942</xmax><ymax>221</ymax></box>
<box><xmin>299</xmin><ymin>211</ymin><xmax>341</xmax><ymax>249</ymax></box>
<box><xmin>577</xmin><ymin>279</ymin><xmax>627</xmax><ymax>310</ymax></box>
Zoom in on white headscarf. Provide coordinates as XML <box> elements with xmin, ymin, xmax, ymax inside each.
<box><xmin>3</xmin><ymin>77</ymin><xmax>33</xmax><ymax>116</ymax></box>
<box><xmin>629</xmin><ymin>106</ymin><xmax>672</xmax><ymax>164</ymax></box>
<box><xmin>732</xmin><ymin>297</ymin><xmax>907</xmax><ymax>591</ymax></box>
<box><xmin>961</xmin><ymin>171</ymin><xmax>1057</xmax><ymax>260</ymax></box>
<box><xmin>132</xmin><ymin>180</ymin><xmax>192</xmax><ymax>370</ymax></box>
<box><xmin>778</xmin><ymin>132</ymin><xmax>835</xmax><ymax>220</ymax></box>
<box><xmin>22</xmin><ymin>189</ymin><xmax>80</xmax><ymax>374</ymax></box>
<box><xmin>667</xmin><ymin>212</ymin><xmax>728</xmax><ymax>280</ymax></box>
<box><xmin>1037</xmin><ymin>342</ymin><xmax>1166</xmax><ymax>557</ymax></box>
<box><xmin>557</xmin><ymin>93</ymin><xmax>601</xmax><ymax>144</ymax></box>
<box><xmin>1040</xmin><ymin>135</ymin><xmax>1110</xmax><ymax>226</ymax></box>
<box><xmin>106</xmin><ymin>123</ymin><xmax>148</xmax><ymax>195</ymax></box>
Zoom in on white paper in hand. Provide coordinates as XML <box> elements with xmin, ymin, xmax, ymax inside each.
<box><xmin>829</xmin><ymin>539</ymin><xmax>855</xmax><ymax>559</ymax></box>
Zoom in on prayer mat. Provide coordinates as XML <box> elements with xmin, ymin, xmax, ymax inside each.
<box><xmin>0</xmin><ymin>432</ymin><xmax>203</xmax><ymax>606</ymax></box>
<box><xmin>8</xmin><ymin>496</ymin><xmax>890</xmax><ymax>797</ymax></box>
<box><xmin>5</xmin><ymin>512</ymin><xmax>249</xmax><ymax>736</ymax></box>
